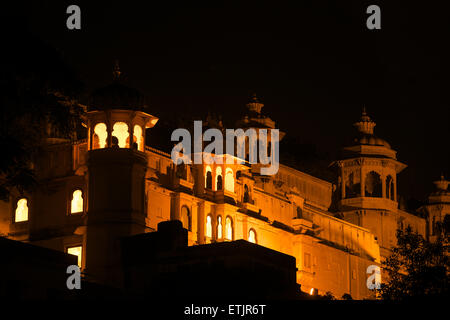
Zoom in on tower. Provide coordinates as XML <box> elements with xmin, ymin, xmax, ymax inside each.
<box><xmin>84</xmin><ymin>63</ymin><xmax>158</xmax><ymax>286</ymax></box>
<box><xmin>333</xmin><ymin>108</ymin><xmax>407</xmax><ymax>212</ymax></box>
<box><xmin>331</xmin><ymin>108</ymin><xmax>409</xmax><ymax>259</ymax></box>
<box><xmin>419</xmin><ymin>175</ymin><xmax>450</xmax><ymax>242</ymax></box>
<box><xmin>235</xmin><ymin>93</ymin><xmax>285</xmax><ymax>176</ymax></box>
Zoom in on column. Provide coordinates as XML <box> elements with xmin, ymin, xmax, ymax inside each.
<box><xmin>197</xmin><ymin>200</ymin><xmax>205</xmax><ymax>244</ymax></box>
<box><xmin>393</xmin><ymin>178</ymin><xmax>397</xmax><ymax>202</ymax></box>
<box><xmin>360</xmin><ymin>167</ymin><xmax>365</xmax><ymax>197</ymax></box>
<box><xmin>340</xmin><ymin>163</ymin><xmax>346</xmax><ymax>199</ymax></box>
<box><xmin>381</xmin><ymin>174</ymin><xmax>386</xmax><ymax>199</ymax></box>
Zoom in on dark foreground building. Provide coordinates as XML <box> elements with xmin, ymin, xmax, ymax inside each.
<box><xmin>1</xmin><ymin>220</ymin><xmax>303</xmax><ymax>300</ymax></box>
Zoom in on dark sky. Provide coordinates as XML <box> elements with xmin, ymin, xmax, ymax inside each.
<box><xmin>5</xmin><ymin>1</ymin><xmax>450</xmax><ymax>202</ymax></box>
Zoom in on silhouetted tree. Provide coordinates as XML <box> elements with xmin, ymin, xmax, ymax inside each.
<box><xmin>0</xmin><ymin>17</ymin><xmax>84</xmax><ymax>200</ymax></box>
<box><xmin>379</xmin><ymin>225</ymin><xmax>449</xmax><ymax>300</ymax></box>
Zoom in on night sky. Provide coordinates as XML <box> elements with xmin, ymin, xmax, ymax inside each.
<box><xmin>3</xmin><ymin>1</ymin><xmax>450</xmax><ymax>204</ymax></box>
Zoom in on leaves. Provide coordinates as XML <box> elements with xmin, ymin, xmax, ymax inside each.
<box><xmin>379</xmin><ymin>226</ymin><xmax>450</xmax><ymax>300</ymax></box>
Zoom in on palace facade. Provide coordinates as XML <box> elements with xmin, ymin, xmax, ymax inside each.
<box><xmin>1</xmin><ymin>75</ymin><xmax>448</xmax><ymax>299</ymax></box>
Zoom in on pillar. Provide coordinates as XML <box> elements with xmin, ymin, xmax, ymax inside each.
<box><xmin>197</xmin><ymin>200</ymin><xmax>205</xmax><ymax>244</ymax></box>
<box><xmin>340</xmin><ymin>164</ymin><xmax>346</xmax><ymax>199</ymax></box>
<box><xmin>360</xmin><ymin>168</ymin><xmax>365</xmax><ymax>197</ymax></box>
<box><xmin>381</xmin><ymin>174</ymin><xmax>386</xmax><ymax>199</ymax></box>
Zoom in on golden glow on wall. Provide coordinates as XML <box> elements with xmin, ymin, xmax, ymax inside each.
<box><xmin>225</xmin><ymin>216</ymin><xmax>233</xmax><ymax>240</ymax></box>
<box><xmin>71</xmin><ymin>190</ymin><xmax>83</xmax><ymax>214</ymax></box>
<box><xmin>67</xmin><ymin>246</ymin><xmax>82</xmax><ymax>267</ymax></box>
<box><xmin>225</xmin><ymin>168</ymin><xmax>234</xmax><ymax>193</ymax></box>
<box><xmin>94</xmin><ymin>123</ymin><xmax>108</xmax><ymax>149</ymax></box>
<box><xmin>206</xmin><ymin>215</ymin><xmax>212</xmax><ymax>238</ymax></box>
<box><xmin>133</xmin><ymin>125</ymin><xmax>143</xmax><ymax>151</ymax></box>
<box><xmin>15</xmin><ymin>198</ymin><xmax>28</xmax><ymax>222</ymax></box>
<box><xmin>217</xmin><ymin>216</ymin><xmax>223</xmax><ymax>239</ymax></box>
<box><xmin>112</xmin><ymin>122</ymin><xmax>129</xmax><ymax>148</ymax></box>
<box><xmin>248</xmin><ymin>229</ymin><xmax>256</xmax><ymax>244</ymax></box>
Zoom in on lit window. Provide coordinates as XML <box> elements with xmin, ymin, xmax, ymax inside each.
<box><xmin>206</xmin><ymin>215</ymin><xmax>212</xmax><ymax>238</ymax></box>
<box><xmin>181</xmin><ymin>206</ymin><xmax>191</xmax><ymax>231</ymax></box>
<box><xmin>67</xmin><ymin>246</ymin><xmax>82</xmax><ymax>267</ymax></box>
<box><xmin>93</xmin><ymin>123</ymin><xmax>108</xmax><ymax>149</ymax></box>
<box><xmin>71</xmin><ymin>190</ymin><xmax>83</xmax><ymax>214</ymax></box>
<box><xmin>225</xmin><ymin>216</ymin><xmax>233</xmax><ymax>240</ymax></box>
<box><xmin>248</xmin><ymin>229</ymin><xmax>257</xmax><ymax>244</ymax></box>
<box><xmin>205</xmin><ymin>166</ymin><xmax>212</xmax><ymax>189</ymax></box>
<box><xmin>133</xmin><ymin>125</ymin><xmax>143</xmax><ymax>151</ymax></box>
<box><xmin>225</xmin><ymin>168</ymin><xmax>234</xmax><ymax>192</ymax></box>
<box><xmin>215</xmin><ymin>167</ymin><xmax>223</xmax><ymax>190</ymax></box>
<box><xmin>112</xmin><ymin>122</ymin><xmax>129</xmax><ymax>148</ymax></box>
<box><xmin>217</xmin><ymin>216</ymin><xmax>223</xmax><ymax>239</ymax></box>
<box><xmin>15</xmin><ymin>198</ymin><xmax>28</xmax><ymax>222</ymax></box>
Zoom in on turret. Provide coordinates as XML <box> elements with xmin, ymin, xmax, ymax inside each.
<box><xmin>84</xmin><ymin>62</ymin><xmax>158</xmax><ymax>286</ymax></box>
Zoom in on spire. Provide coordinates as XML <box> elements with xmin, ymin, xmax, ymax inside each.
<box><xmin>354</xmin><ymin>106</ymin><xmax>376</xmax><ymax>135</ymax></box>
<box><xmin>246</xmin><ymin>93</ymin><xmax>264</xmax><ymax>114</ymax></box>
<box><xmin>113</xmin><ymin>59</ymin><xmax>121</xmax><ymax>81</ymax></box>
<box><xmin>433</xmin><ymin>174</ymin><xmax>449</xmax><ymax>191</ymax></box>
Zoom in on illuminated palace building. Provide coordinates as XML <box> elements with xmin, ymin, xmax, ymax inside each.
<box><xmin>1</xmin><ymin>75</ymin><xmax>448</xmax><ymax>300</ymax></box>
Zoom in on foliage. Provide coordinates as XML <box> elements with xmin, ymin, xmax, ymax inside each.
<box><xmin>0</xmin><ymin>22</ymin><xmax>84</xmax><ymax>200</ymax></box>
<box><xmin>379</xmin><ymin>225</ymin><xmax>449</xmax><ymax>300</ymax></box>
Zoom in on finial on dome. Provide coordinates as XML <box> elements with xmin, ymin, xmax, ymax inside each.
<box><xmin>113</xmin><ymin>59</ymin><xmax>121</xmax><ymax>81</ymax></box>
<box><xmin>433</xmin><ymin>173</ymin><xmax>449</xmax><ymax>191</ymax></box>
<box><xmin>354</xmin><ymin>106</ymin><xmax>376</xmax><ymax>135</ymax></box>
<box><xmin>246</xmin><ymin>93</ymin><xmax>264</xmax><ymax>114</ymax></box>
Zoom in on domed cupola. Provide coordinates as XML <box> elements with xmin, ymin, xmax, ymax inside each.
<box><xmin>85</xmin><ymin>62</ymin><xmax>158</xmax><ymax>152</ymax></box>
<box><xmin>89</xmin><ymin>61</ymin><xmax>148</xmax><ymax>112</ymax></box>
<box><xmin>331</xmin><ymin>107</ymin><xmax>407</xmax><ymax>212</ymax></box>
<box><xmin>352</xmin><ymin>107</ymin><xmax>391</xmax><ymax>149</ymax></box>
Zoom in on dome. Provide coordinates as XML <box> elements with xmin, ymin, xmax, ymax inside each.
<box><xmin>351</xmin><ymin>108</ymin><xmax>391</xmax><ymax>149</ymax></box>
<box><xmin>88</xmin><ymin>61</ymin><xmax>149</xmax><ymax>112</ymax></box>
<box><xmin>89</xmin><ymin>82</ymin><xmax>148</xmax><ymax>111</ymax></box>
<box><xmin>354</xmin><ymin>134</ymin><xmax>391</xmax><ymax>148</ymax></box>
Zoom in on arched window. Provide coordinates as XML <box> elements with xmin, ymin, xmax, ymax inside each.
<box><xmin>444</xmin><ymin>214</ymin><xmax>450</xmax><ymax>235</ymax></box>
<box><xmin>365</xmin><ymin>171</ymin><xmax>382</xmax><ymax>197</ymax></box>
<box><xmin>71</xmin><ymin>189</ymin><xmax>83</xmax><ymax>214</ymax></box>
<box><xmin>243</xmin><ymin>184</ymin><xmax>250</xmax><ymax>203</ymax></box>
<box><xmin>432</xmin><ymin>216</ymin><xmax>436</xmax><ymax>236</ymax></box>
<box><xmin>248</xmin><ymin>229</ymin><xmax>257</xmax><ymax>244</ymax></box>
<box><xmin>225</xmin><ymin>168</ymin><xmax>234</xmax><ymax>193</ymax></box>
<box><xmin>225</xmin><ymin>216</ymin><xmax>233</xmax><ymax>240</ymax></box>
<box><xmin>345</xmin><ymin>171</ymin><xmax>361</xmax><ymax>199</ymax></box>
<box><xmin>181</xmin><ymin>206</ymin><xmax>191</xmax><ymax>231</ymax></box>
<box><xmin>296</xmin><ymin>206</ymin><xmax>303</xmax><ymax>219</ymax></box>
<box><xmin>206</xmin><ymin>215</ymin><xmax>212</xmax><ymax>238</ymax></box>
<box><xmin>133</xmin><ymin>125</ymin><xmax>143</xmax><ymax>151</ymax></box>
<box><xmin>112</xmin><ymin>122</ymin><xmax>129</xmax><ymax>148</ymax></box>
<box><xmin>15</xmin><ymin>198</ymin><xmax>28</xmax><ymax>222</ymax></box>
<box><xmin>217</xmin><ymin>216</ymin><xmax>223</xmax><ymax>239</ymax></box>
<box><xmin>93</xmin><ymin>123</ymin><xmax>107</xmax><ymax>149</ymax></box>
<box><xmin>205</xmin><ymin>166</ymin><xmax>212</xmax><ymax>189</ymax></box>
<box><xmin>215</xmin><ymin>167</ymin><xmax>223</xmax><ymax>190</ymax></box>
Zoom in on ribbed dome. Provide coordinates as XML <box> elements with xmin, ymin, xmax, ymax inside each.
<box><xmin>352</xmin><ymin>108</ymin><xmax>391</xmax><ymax>149</ymax></box>
<box><xmin>88</xmin><ymin>61</ymin><xmax>148</xmax><ymax>111</ymax></box>
<box><xmin>89</xmin><ymin>82</ymin><xmax>147</xmax><ymax>111</ymax></box>
<box><xmin>356</xmin><ymin>134</ymin><xmax>391</xmax><ymax>148</ymax></box>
